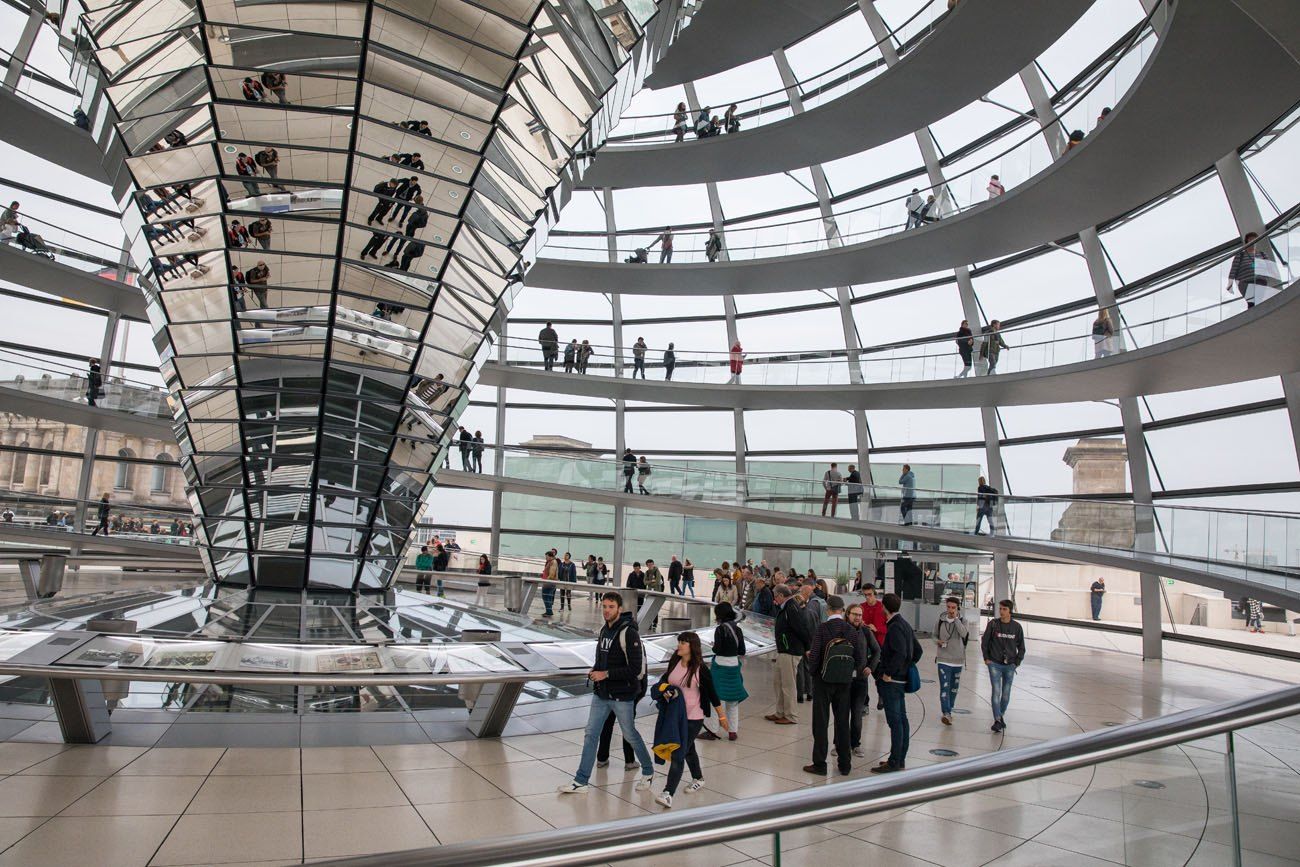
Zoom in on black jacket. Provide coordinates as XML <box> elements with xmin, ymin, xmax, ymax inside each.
<box><xmin>845</xmin><ymin>470</ymin><xmax>863</xmax><ymax>503</ymax></box>
<box><xmin>405</xmin><ymin>210</ymin><xmax>428</xmax><ymax>232</ymax></box>
<box><xmin>877</xmin><ymin>613</ymin><xmax>921</xmax><ymax>681</ymax></box>
<box><xmin>668</xmin><ymin>560</ymin><xmax>684</xmax><ymax>584</ymax></box>
<box><xmin>774</xmin><ymin>598</ymin><xmax>812</xmax><ymax>656</ymax></box>
<box><xmin>808</xmin><ymin>616</ymin><xmax>866</xmax><ymax>678</ymax></box>
<box><xmin>981</xmin><ymin>618</ymin><xmax>1026</xmax><ymax>666</ymax></box>
<box><xmin>657</xmin><ymin>655</ymin><xmax>721</xmax><ymax>716</ymax></box>
<box><xmin>976</xmin><ymin>484</ymin><xmax>998</xmax><ymax>509</ymax></box>
<box><xmin>854</xmin><ymin>623</ymin><xmax>882</xmax><ymax>678</ymax></box>
<box><xmin>626</xmin><ymin>570</ymin><xmax>646</xmax><ymax>590</ymax></box>
<box><xmin>432</xmin><ymin>548</ymin><xmax>450</xmax><ymax>571</ymax></box>
<box><xmin>595</xmin><ymin>611</ymin><xmax>645</xmax><ymax>701</ymax></box>
<box><xmin>712</xmin><ymin>621</ymin><xmax>746</xmax><ymax>657</ymax></box>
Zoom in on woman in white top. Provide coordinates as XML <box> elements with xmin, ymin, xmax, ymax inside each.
<box><xmin>986</xmin><ymin>174</ymin><xmax>1005</xmax><ymax>198</ymax></box>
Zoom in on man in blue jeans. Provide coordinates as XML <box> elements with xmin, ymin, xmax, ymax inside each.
<box><xmin>872</xmin><ymin>592</ymin><xmax>920</xmax><ymax>774</ymax></box>
<box><xmin>559</xmin><ymin>593</ymin><xmax>655</xmax><ymax>794</ymax></box>
<box><xmin>981</xmin><ymin>599</ymin><xmax>1026</xmax><ymax>733</ymax></box>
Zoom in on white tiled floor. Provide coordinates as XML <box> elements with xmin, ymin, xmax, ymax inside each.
<box><xmin>0</xmin><ymin>626</ymin><xmax>1293</xmax><ymax>864</ymax></box>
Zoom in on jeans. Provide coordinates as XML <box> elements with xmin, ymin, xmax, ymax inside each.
<box><xmin>900</xmin><ymin>498</ymin><xmax>914</xmax><ymax>524</ymax></box>
<box><xmin>665</xmin><ymin>718</ymin><xmax>703</xmax><ymax>794</ymax></box>
<box><xmin>975</xmin><ymin>507</ymin><xmax>994</xmax><ymax>534</ymax></box>
<box><xmin>704</xmin><ymin>699</ymin><xmax>740</xmax><ymax>736</ymax></box>
<box><xmin>598</xmin><ymin>708</ymin><xmax>635</xmax><ymax>764</ymax></box>
<box><xmin>937</xmin><ymin>664</ymin><xmax>962</xmax><ymax>716</ymax></box>
<box><xmin>988</xmin><ymin>662</ymin><xmax>1016</xmax><ymax>720</ymax></box>
<box><xmin>879</xmin><ymin>680</ymin><xmax>908</xmax><ymax>768</ymax></box>
<box><xmin>849</xmin><ymin>678</ymin><xmax>868</xmax><ymax>748</ymax></box>
<box><xmin>848</xmin><ymin>498</ymin><xmax>860</xmax><ymax>520</ymax></box>
<box><xmin>574</xmin><ymin>696</ymin><xmax>652</xmax><ymax>785</ymax></box>
<box><xmin>1091</xmin><ymin>593</ymin><xmax>1103</xmax><ymax>621</ymax></box>
<box><xmin>633</xmin><ymin>359</ymin><xmax>645</xmax><ymax>379</ymax></box>
<box><xmin>659</xmin><ymin>249</ymin><xmax>672</xmax><ymax>263</ymax></box>
<box><xmin>811</xmin><ymin>680</ymin><xmax>853</xmax><ymax>771</ymax></box>
<box><xmin>684</xmin><ymin>579</ymin><xmax>695</xmax><ymax>597</ymax></box>
<box><xmin>541</xmin><ymin>585</ymin><xmax>556</xmax><ymax>615</ymax></box>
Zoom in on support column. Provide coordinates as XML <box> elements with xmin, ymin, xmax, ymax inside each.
<box><xmin>773</xmin><ymin>48</ymin><xmax>874</xmax><ymax>572</ymax></box>
<box><xmin>1213</xmin><ymin>152</ymin><xmax>1300</xmax><ymax>469</ymax></box>
<box><xmin>489</xmin><ymin>321</ymin><xmax>507</xmax><ymax>565</ymax></box>
<box><xmin>1018</xmin><ymin>58</ymin><xmax>1162</xmax><ymax>658</ymax></box>
<box><xmin>687</xmin><ymin>82</ymin><xmax>749</xmax><ymax>561</ymax></box>
<box><xmin>3</xmin><ymin>4</ymin><xmax>46</xmax><ymax>90</ymax></box>
<box><xmin>605</xmin><ymin>188</ymin><xmax>628</xmax><ymax>584</ymax></box>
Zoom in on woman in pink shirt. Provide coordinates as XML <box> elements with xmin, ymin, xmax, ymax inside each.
<box><xmin>655</xmin><ymin>632</ymin><xmax>727</xmax><ymax>808</ymax></box>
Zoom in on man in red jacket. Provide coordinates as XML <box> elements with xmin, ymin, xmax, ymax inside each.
<box><xmin>861</xmin><ymin>586</ymin><xmax>888</xmax><ymax>711</ymax></box>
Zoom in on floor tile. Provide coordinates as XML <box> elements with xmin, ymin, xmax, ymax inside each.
<box><xmin>0</xmin><ymin>775</ymin><xmax>105</xmax><ymax>817</ymax></box>
<box><xmin>116</xmin><ymin>749</ymin><xmax>225</xmax><ymax>777</ymax></box>
<box><xmin>186</xmin><ymin>775</ymin><xmax>300</xmax><ymax>815</ymax></box>
<box><xmin>18</xmin><ymin>746</ymin><xmax>146</xmax><ymax>777</ymax></box>
<box><xmin>390</xmin><ymin>767</ymin><xmax>505</xmax><ymax>805</ymax></box>
<box><xmin>0</xmin><ymin>814</ymin><xmax>175</xmax><ymax>867</ymax></box>
<box><xmin>371</xmin><ymin>744</ymin><xmax>462</xmax><ymax>771</ymax></box>
<box><xmin>1033</xmin><ymin>812</ymin><xmax>1200</xmax><ymax>865</ymax></box>
<box><xmin>852</xmin><ymin>811</ymin><xmax>1021</xmax><ymax>867</ymax></box>
<box><xmin>415</xmin><ymin>798</ymin><xmax>551</xmax><ymax>844</ymax></box>
<box><xmin>303</xmin><ymin>806</ymin><xmax>437</xmax><ymax>859</ymax></box>
<box><xmin>302</xmin><ymin>771</ymin><xmax>407</xmax><ymax>810</ymax></box>
<box><xmin>61</xmin><ymin>775</ymin><xmax>205</xmax><ymax>816</ymax></box>
<box><xmin>0</xmin><ymin>818</ymin><xmax>46</xmax><ymax>853</ymax></box>
<box><xmin>299</xmin><ymin>746</ymin><xmax>383</xmax><ymax>774</ymax></box>
<box><xmin>151</xmin><ymin>812</ymin><xmax>303</xmax><ymax>866</ymax></box>
<box><xmin>756</xmin><ymin>835</ymin><xmax>939</xmax><ymax>866</ymax></box>
<box><xmin>513</xmin><ymin>787</ymin><xmax>649</xmax><ymax>829</ymax></box>
<box><xmin>0</xmin><ymin>743</ymin><xmax>67</xmax><ymax>774</ymax></box>
<box><xmin>210</xmin><ymin>748</ymin><xmax>300</xmax><ymax>776</ymax></box>
<box><xmin>473</xmin><ymin>760</ymin><xmax>578</xmax><ymax>797</ymax></box>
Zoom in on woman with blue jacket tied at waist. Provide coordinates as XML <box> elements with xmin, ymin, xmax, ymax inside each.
<box><xmin>982</xmin><ymin>599</ymin><xmax>1026</xmax><ymax>733</ymax></box>
<box><xmin>559</xmin><ymin>593</ymin><xmax>655</xmax><ymax>794</ymax></box>
<box><xmin>651</xmin><ymin>631</ymin><xmax>729</xmax><ymax>809</ymax></box>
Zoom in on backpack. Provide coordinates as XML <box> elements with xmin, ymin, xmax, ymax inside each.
<box><xmin>618</xmin><ymin>624</ymin><xmax>648</xmax><ymax>699</ymax></box>
<box><xmin>819</xmin><ymin>636</ymin><xmax>857</xmax><ymax>684</ymax></box>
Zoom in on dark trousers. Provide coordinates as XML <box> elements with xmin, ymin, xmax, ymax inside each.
<box><xmin>665</xmin><ymin>363</ymin><xmax>674</xmax><ymax>380</ymax></box>
<box><xmin>541</xmin><ymin>585</ymin><xmax>555</xmax><ymax>615</ymax></box>
<box><xmin>975</xmin><ymin>506</ymin><xmax>994</xmax><ymax>533</ymax></box>
<box><xmin>811</xmin><ymin>680</ymin><xmax>853</xmax><ymax>772</ymax></box>
<box><xmin>360</xmin><ymin>233</ymin><xmax>385</xmax><ymax>258</ymax></box>
<box><xmin>669</xmin><ymin>577</ymin><xmax>681</xmax><ymax>595</ymax></box>
<box><xmin>1091</xmin><ymin>593</ymin><xmax>1103</xmax><ymax>621</ymax></box>
<box><xmin>368</xmin><ymin>203</ymin><xmax>391</xmax><ymax>224</ymax></box>
<box><xmin>597</xmin><ymin>709</ymin><xmax>636</xmax><ymax>763</ymax></box>
<box><xmin>879</xmin><ymin>680</ymin><xmax>908</xmax><ymax>768</ymax></box>
<box><xmin>92</xmin><ymin>515</ymin><xmax>109</xmax><ymax>536</ymax></box>
<box><xmin>623</xmin><ymin>473</ymin><xmax>634</xmax><ymax>493</ymax></box>
<box><xmin>849</xmin><ymin>677</ymin><xmax>868</xmax><ymax>748</ymax></box>
<box><xmin>665</xmin><ymin>718</ymin><xmax>703</xmax><ymax>794</ymax></box>
<box><xmin>560</xmin><ymin>580</ymin><xmax>573</xmax><ymax>609</ymax></box>
<box><xmin>900</xmin><ymin>498</ymin><xmax>914</xmax><ymax>524</ymax></box>
<box><xmin>543</xmin><ymin>350</ymin><xmax>557</xmax><ymax>371</ymax></box>
<box><xmin>797</xmin><ymin>657</ymin><xmax>812</xmax><ymax>699</ymax></box>
<box><xmin>633</xmin><ymin>359</ymin><xmax>645</xmax><ymax>379</ymax></box>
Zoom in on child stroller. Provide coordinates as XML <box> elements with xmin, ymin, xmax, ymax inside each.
<box><xmin>15</xmin><ymin>225</ymin><xmax>54</xmax><ymax>259</ymax></box>
<box><xmin>624</xmin><ymin>247</ymin><xmax>648</xmax><ymax>264</ymax></box>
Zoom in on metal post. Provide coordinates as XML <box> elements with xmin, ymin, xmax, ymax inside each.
<box><xmin>466</xmin><ymin>681</ymin><xmax>525</xmax><ymax>738</ymax></box>
<box><xmin>3</xmin><ymin>4</ymin><xmax>46</xmax><ymax>90</ymax></box>
<box><xmin>489</xmin><ymin>321</ymin><xmax>508</xmax><ymax>565</ymax></box>
<box><xmin>1224</xmin><ymin>730</ymin><xmax>1243</xmax><ymax>867</ymax></box>
<box><xmin>605</xmin><ymin>187</ymin><xmax>628</xmax><ymax>584</ymax></box>
<box><xmin>772</xmin><ymin>831</ymin><xmax>782</xmax><ymax>867</ymax></box>
<box><xmin>49</xmin><ymin>678</ymin><xmax>113</xmax><ymax>743</ymax></box>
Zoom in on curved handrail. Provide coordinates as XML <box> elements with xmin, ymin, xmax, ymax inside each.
<box><xmin>606</xmin><ymin>0</ymin><xmax>947</xmax><ymax>143</ymax></box>
<box><xmin>543</xmin><ymin>8</ymin><xmax>1160</xmax><ymax>262</ymax></box>
<box><xmin>499</xmin><ymin>215</ymin><xmax>1298</xmax><ymax>385</ymax></box>
<box><xmin>314</xmin><ymin>684</ymin><xmax>1300</xmax><ymax>866</ymax></box>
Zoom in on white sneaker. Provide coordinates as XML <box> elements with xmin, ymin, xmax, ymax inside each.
<box><xmin>557</xmin><ymin>782</ymin><xmax>589</xmax><ymax>794</ymax></box>
<box><xmin>685</xmin><ymin>779</ymin><xmax>704</xmax><ymax>793</ymax></box>
<box><xmin>634</xmin><ymin>775</ymin><xmax>654</xmax><ymax>792</ymax></box>
<box><xmin>655</xmin><ymin>791</ymin><xmax>673</xmax><ymax>808</ymax></box>
<box><xmin>853</xmin><ymin>747</ymin><xmax>866</xmax><ymax>758</ymax></box>
<box><xmin>831</xmin><ymin>746</ymin><xmax>837</xmax><ymax>756</ymax></box>
<box><xmin>596</xmin><ymin>760</ymin><xmax>609</xmax><ymax>768</ymax></box>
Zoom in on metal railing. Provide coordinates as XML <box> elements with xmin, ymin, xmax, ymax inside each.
<box><xmin>314</xmin><ymin>683</ymin><xmax>1300</xmax><ymax>866</ymax></box>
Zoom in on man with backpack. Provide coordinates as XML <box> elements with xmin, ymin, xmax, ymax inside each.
<box><xmin>804</xmin><ymin>596</ymin><xmax>869</xmax><ymax>776</ymax></box>
<box><xmin>872</xmin><ymin>592</ymin><xmax>922</xmax><ymax>773</ymax></box>
<box><xmin>559</xmin><ymin>592</ymin><xmax>655</xmax><ymax>795</ymax></box>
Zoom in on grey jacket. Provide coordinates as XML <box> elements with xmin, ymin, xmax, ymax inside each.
<box><xmin>933</xmin><ymin>615</ymin><xmax>969</xmax><ymax>665</ymax></box>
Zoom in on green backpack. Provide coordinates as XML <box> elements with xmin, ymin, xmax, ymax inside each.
<box><xmin>820</xmin><ymin>637</ymin><xmax>857</xmax><ymax>684</ymax></box>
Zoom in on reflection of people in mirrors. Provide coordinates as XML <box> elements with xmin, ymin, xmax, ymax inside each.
<box><xmin>385</xmin><ymin>196</ymin><xmax>427</xmax><ymax>260</ymax></box>
<box><xmin>260</xmin><ymin>70</ymin><xmax>288</xmax><ymax>104</ymax></box>
<box><xmin>400</xmin><ymin>119</ymin><xmax>432</xmax><ymax>137</ymax></box>
<box><xmin>398</xmin><ymin>242</ymin><xmax>425</xmax><ymax>272</ymax></box>
<box><xmin>388</xmin><ymin>177</ymin><xmax>422</xmax><ymax>225</ymax></box>
<box><xmin>248</xmin><ymin>217</ymin><xmax>272</xmax><ymax>251</ymax></box>
<box><xmin>244</xmin><ymin>260</ymin><xmax>270</xmax><ymax>307</ymax></box>
<box><xmin>235</xmin><ymin>151</ymin><xmax>260</xmax><ymax>198</ymax></box>
<box><xmin>241</xmin><ymin>77</ymin><xmax>264</xmax><ymax>101</ymax></box>
<box><xmin>254</xmin><ymin>147</ymin><xmax>286</xmax><ymax>192</ymax></box>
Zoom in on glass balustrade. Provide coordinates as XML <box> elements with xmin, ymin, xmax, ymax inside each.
<box><xmin>0</xmin><ymin>348</ymin><xmax>171</xmax><ymax>418</ymax></box>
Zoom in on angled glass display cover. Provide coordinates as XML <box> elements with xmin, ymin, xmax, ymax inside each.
<box><xmin>80</xmin><ymin>0</ymin><xmax>669</xmax><ymax>590</ymax></box>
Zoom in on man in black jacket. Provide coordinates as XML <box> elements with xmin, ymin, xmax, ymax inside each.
<box><xmin>431</xmin><ymin>543</ymin><xmax>450</xmax><ymax>598</ymax></box>
<box><xmin>560</xmin><ymin>592</ymin><xmax>655</xmax><ymax>793</ymax></box>
<box><xmin>768</xmin><ymin>585</ymin><xmax>809</xmax><ymax>725</ymax></box>
<box><xmin>91</xmin><ymin>493</ymin><xmax>111</xmax><ymax>536</ymax></box>
<box><xmin>804</xmin><ymin>596</ymin><xmax>869</xmax><ymax>775</ymax></box>
<box><xmin>845</xmin><ymin>464</ymin><xmax>864</xmax><ymax>520</ymax></box>
<box><xmin>667</xmin><ymin>555</ymin><xmax>684</xmax><ymax>595</ymax></box>
<box><xmin>872</xmin><ymin>592</ymin><xmax>920</xmax><ymax>773</ymax></box>
<box><xmin>538</xmin><ymin>322</ymin><xmax>559</xmax><ymax>371</ymax></box>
